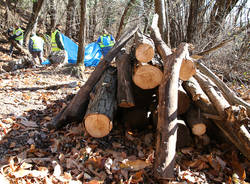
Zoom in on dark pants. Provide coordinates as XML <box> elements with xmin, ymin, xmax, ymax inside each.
<box><xmin>31</xmin><ymin>51</ymin><xmax>43</xmax><ymax>64</ymax></box>
<box><xmin>9</xmin><ymin>40</ymin><xmax>23</xmax><ymax>56</ymax></box>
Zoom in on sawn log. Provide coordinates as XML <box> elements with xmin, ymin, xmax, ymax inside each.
<box><xmin>48</xmin><ymin>25</ymin><xmax>139</xmax><ymax>130</ymax></box>
<box><xmin>116</xmin><ymin>50</ymin><xmax>135</xmax><ymax>108</ymax></box>
<box><xmin>84</xmin><ymin>67</ymin><xmax>117</xmax><ymax>138</ymax></box>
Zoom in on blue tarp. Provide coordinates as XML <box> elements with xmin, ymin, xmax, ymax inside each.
<box><xmin>41</xmin><ymin>34</ymin><xmax>102</xmax><ymax>66</ymax></box>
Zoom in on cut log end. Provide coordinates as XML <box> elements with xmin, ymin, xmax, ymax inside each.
<box><xmin>135</xmin><ymin>44</ymin><xmax>154</xmax><ymax>63</ymax></box>
<box><xmin>133</xmin><ymin>65</ymin><xmax>163</xmax><ymax>89</ymax></box>
<box><xmin>118</xmin><ymin>101</ymin><xmax>135</xmax><ymax>108</ymax></box>
<box><xmin>179</xmin><ymin>59</ymin><xmax>196</xmax><ymax>81</ymax></box>
<box><xmin>192</xmin><ymin>123</ymin><xmax>206</xmax><ymax>136</ymax></box>
<box><xmin>85</xmin><ymin>114</ymin><xmax>113</xmax><ymax>138</ymax></box>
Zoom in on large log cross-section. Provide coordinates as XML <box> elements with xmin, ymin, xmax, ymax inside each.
<box><xmin>150</xmin><ymin>14</ymin><xmax>190</xmax><ymax>181</ymax></box>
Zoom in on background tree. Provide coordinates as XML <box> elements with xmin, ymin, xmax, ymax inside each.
<box><xmin>76</xmin><ymin>0</ymin><xmax>87</xmax><ymax>67</ymax></box>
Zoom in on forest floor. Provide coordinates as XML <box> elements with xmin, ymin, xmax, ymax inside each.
<box><xmin>0</xmin><ymin>32</ymin><xmax>250</xmax><ymax>184</ymax></box>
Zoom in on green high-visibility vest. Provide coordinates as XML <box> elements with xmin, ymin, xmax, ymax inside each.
<box><xmin>13</xmin><ymin>28</ymin><xmax>24</xmax><ymax>41</ymax></box>
<box><xmin>99</xmin><ymin>34</ymin><xmax>114</xmax><ymax>48</ymax></box>
<box><xmin>31</xmin><ymin>36</ymin><xmax>43</xmax><ymax>50</ymax></box>
<box><xmin>51</xmin><ymin>30</ymin><xmax>63</xmax><ymax>51</ymax></box>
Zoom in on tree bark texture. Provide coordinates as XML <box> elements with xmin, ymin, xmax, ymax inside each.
<box><xmin>84</xmin><ymin>67</ymin><xmax>117</xmax><ymax>138</ymax></box>
<box><xmin>77</xmin><ymin>0</ymin><xmax>87</xmax><ymax>66</ymax></box>
<box><xmin>116</xmin><ymin>50</ymin><xmax>135</xmax><ymax>108</ymax></box>
<box><xmin>194</xmin><ymin>71</ymin><xmax>230</xmax><ymax>117</ymax></box>
<box><xmin>176</xmin><ymin>119</ymin><xmax>193</xmax><ymax>149</ymax></box>
<box><xmin>150</xmin><ymin>13</ymin><xmax>190</xmax><ymax>180</ymax></box>
<box><xmin>196</xmin><ymin>62</ymin><xmax>250</xmax><ymax>116</ymax></box>
<box><xmin>154</xmin><ymin>0</ymin><xmax>167</xmax><ymax>42</ymax></box>
<box><xmin>65</xmin><ymin>0</ymin><xmax>76</xmax><ymax>37</ymax></box>
<box><xmin>185</xmin><ymin>106</ymin><xmax>207</xmax><ymax>136</ymax></box>
<box><xmin>116</xmin><ymin>0</ymin><xmax>137</xmax><ymax>40</ymax></box>
<box><xmin>49</xmin><ymin>25</ymin><xmax>138</xmax><ymax>130</ymax></box>
<box><xmin>182</xmin><ymin>76</ymin><xmax>218</xmax><ymax>115</ymax></box>
<box><xmin>194</xmin><ymin>72</ymin><xmax>250</xmax><ymax>160</ymax></box>
<box><xmin>23</xmin><ymin>0</ymin><xmax>44</xmax><ymax>45</ymax></box>
<box><xmin>177</xmin><ymin>85</ymin><xmax>191</xmax><ymax>115</ymax></box>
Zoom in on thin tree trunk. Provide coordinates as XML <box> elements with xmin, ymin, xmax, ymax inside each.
<box><xmin>154</xmin><ymin>0</ymin><xmax>167</xmax><ymax>42</ymax></box>
<box><xmin>77</xmin><ymin>0</ymin><xmax>87</xmax><ymax>66</ymax></box>
<box><xmin>23</xmin><ymin>0</ymin><xmax>44</xmax><ymax>45</ymax></box>
<box><xmin>47</xmin><ymin>0</ymin><xmax>56</xmax><ymax>34</ymax></box>
<box><xmin>116</xmin><ymin>0</ymin><xmax>137</xmax><ymax>40</ymax></box>
<box><xmin>65</xmin><ymin>0</ymin><xmax>76</xmax><ymax>37</ymax></box>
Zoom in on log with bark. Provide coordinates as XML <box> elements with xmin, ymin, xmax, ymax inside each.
<box><xmin>48</xmin><ymin>25</ymin><xmax>139</xmax><ymax>130</ymax></box>
<box><xmin>195</xmin><ymin>61</ymin><xmax>250</xmax><ymax>116</ymax></box>
<box><xmin>116</xmin><ymin>50</ymin><xmax>135</xmax><ymax>108</ymax></box>
<box><xmin>182</xmin><ymin>76</ymin><xmax>218</xmax><ymax>115</ymax></box>
<box><xmin>84</xmin><ymin>67</ymin><xmax>117</xmax><ymax>138</ymax></box>
<box><xmin>150</xmin><ymin>13</ymin><xmax>190</xmax><ymax>180</ymax></box>
<box><xmin>194</xmin><ymin>71</ymin><xmax>250</xmax><ymax>160</ymax></box>
<box><xmin>135</xmin><ymin>30</ymin><xmax>155</xmax><ymax>63</ymax></box>
<box><xmin>185</xmin><ymin>106</ymin><xmax>208</xmax><ymax>136</ymax></box>
<box><xmin>194</xmin><ymin>71</ymin><xmax>230</xmax><ymax>117</ymax></box>
<box><xmin>176</xmin><ymin>119</ymin><xmax>193</xmax><ymax>149</ymax></box>
<box><xmin>177</xmin><ymin>85</ymin><xmax>191</xmax><ymax>115</ymax></box>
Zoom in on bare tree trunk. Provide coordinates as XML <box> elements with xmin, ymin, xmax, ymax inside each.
<box><xmin>65</xmin><ymin>0</ymin><xmax>76</xmax><ymax>37</ymax></box>
<box><xmin>154</xmin><ymin>0</ymin><xmax>167</xmax><ymax>42</ymax></box>
<box><xmin>77</xmin><ymin>0</ymin><xmax>87</xmax><ymax>66</ymax></box>
<box><xmin>23</xmin><ymin>0</ymin><xmax>44</xmax><ymax>45</ymax></box>
<box><xmin>116</xmin><ymin>0</ymin><xmax>137</xmax><ymax>40</ymax></box>
<box><xmin>47</xmin><ymin>0</ymin><xmax>56</xmax><ymax>34</ymax></box>
<box><xmin>89</xmin><ymin>0</ymin><xmax>98</xmax><ymax>41</ymax></box>
<box><xmin>186</xmin><ymin>0</ymin><xmax>199</xmax><ymax>42</ymax></box>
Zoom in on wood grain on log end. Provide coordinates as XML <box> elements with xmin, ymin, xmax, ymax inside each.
<box><xmin>133</xmin><ymin>65</ymin><xmax>163</xmax><ymax>89</ymax></box>
<box><xmin>135</xmin><ymin>44</ymin><xmax>154</xmax><ymax>63</ymax></box>
<box><xmin>179</xmin><ymin>59</ymin><xmax>196</xmax><ymax>81</ymax></box>
<box><xmin>119</xmin><ymin>101</ymin><xmax>135</xmax><ymax>108</ymax></box>
<box><xmin>192</xmin><ymin>123</ymin><xmax>206</xmax><ymax>136</ymax></box>
<box><xmin>85</xmin><ymin>114</ymin><xmax>113</xmax><ymax>138</ymax></box>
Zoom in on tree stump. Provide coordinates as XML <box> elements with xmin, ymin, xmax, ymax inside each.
<box><xmin>84</xmin><ymin>67</ymin><xmax>117</xmax><ymax>138</ymax></box>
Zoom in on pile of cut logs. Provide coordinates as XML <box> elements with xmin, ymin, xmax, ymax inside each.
<box><xmin>50</xmin><ymin>14</ymin><xmax>249</xmax><ymax>181</ymax></box>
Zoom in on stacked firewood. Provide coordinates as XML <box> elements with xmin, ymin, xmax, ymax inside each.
<box><xmin>50</xmin><ymin>14</ymin><xmax>249</xmax><ymax>181</ymax></box>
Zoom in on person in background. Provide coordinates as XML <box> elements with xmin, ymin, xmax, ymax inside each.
<box><xmin>48</xmin><ymin>24</ymin><xmax>68</xmax><ymax>64</ymax></box>
<box><xmin>8</xmin><ymin>25</ymin><xmax>24</xmax><ymax>56</ymax></box>
<box><xmin>97</xmin><ymin>29</ymin><xmax>115</xmax><ymax>57</ymax></box>
<box><xmin>28</xmin><ymin>32</ymin><xmax>44</xmax><ymax>66</ymax></box>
